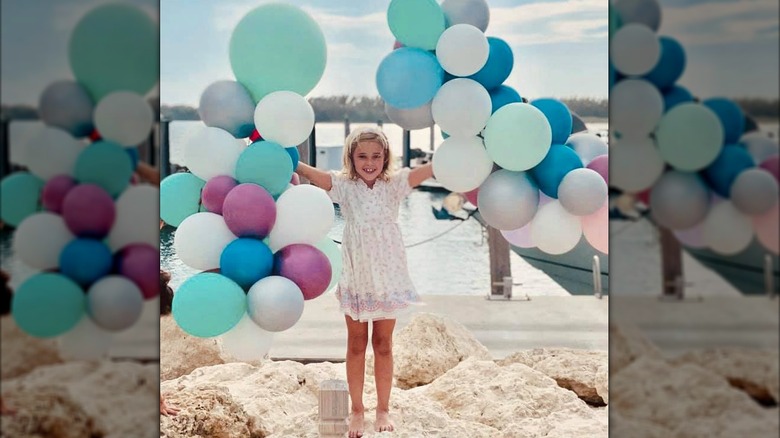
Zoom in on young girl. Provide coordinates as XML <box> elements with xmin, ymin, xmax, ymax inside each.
<box><xmin>296</xmin><ymin>127</ymin><xmax>432</xmax><ymax>436</ymax></box>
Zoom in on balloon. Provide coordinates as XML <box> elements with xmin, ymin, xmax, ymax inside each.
<box><xmin>74</xmin><ymin>141</ymin><xmax>133</xmax><ymax>197</ymax></box>
<box><xmin>254</xmin><ymin>91</ymin><xmax>314</xmax><ymax>147</ymax></box>
<box><xmin>531</xmin><ymin>201</ymin><xmax>583</xmax><ymax>255</ymax></box>
<box><xmin>759</xmin><ymin>155</ymin><xmax>779</xmax><ymax>183</ymax></box>
<box><xmin>702</xmin><ymin>145</ymin><xmax>755</xmax><ymax>197</ymax></box>
<box><xmin>314</xmin><ymin>238</ymin><xmax>342</xmax><ymax>293</ymax></box>
<box><xmin>566</xmin><ymin>133</ymin><xmax>608</xmax><ymax>165</ymax></box>
<box><xmin>38</xmin><ymin>80</ymin><xmax>94</xmax><ymax>137</ymax></box>
<box><xmin>610</xmin><ymin>79</ymin><xmax>663</xmax><ymax>138</ymax></box>
<box><xmin>703</xmin><ymin>98</ymin><xmax>745</xmax><ymax>144</ymax></box>
<box><xmin>250</xmin><ymin>129</ymin><xmax>263</xmax><ymax>142</ymax></box>
<box><xmin>185</xmin><ymin>126</ymin><xmax>246</xmax><ymax>181</ymax></box>
<box><xmin>385</xmin><ymin>102</ymin><xmax>434</xmax><ymax>131</ymax></box>
<box><xmin>501</xmin><ymin>224</ymin><xmax>535</xmax><ymax>248</ymax></box>
<box><xmin>730</xmin><ymin>169</ymin><xmax>779</xmax><ymax>215</ymax></box>
<box><xmin>441</xmin><ymin>0</ymin><xmax>490</xmax><ymax>31</ymax></box>
<box><xmin>488</xmin><ymin>85</ymin><xmax>521</xmax><ymax>114</ymax></box>
<box><xmin>12</xmin><ymin>212</ymin><xmax>74</xmax><ymax>270</ymax></box>
<box><xmin>611</xmin><ymin>24</ymin><xmax>660</xmax><ymax>76</ymax></box>
<box><xmin>649</xmin><ymin>171</ymin><xmax>711</xmax><ymax>230</ymax></box>
<box><xmin>701</xmin><ymin>201</ymin><xmax>754</xmax><ymax>255</ymax></box>
<box><xmin>87</xmin><ymin>276</ymin><xmax>144</xmax><ymax>332</ymax></box>
<box><xmin>199</xmin><ymin>80</ymin><xmax>256</xmax><ymax>138</ymax></box>
<box><xmin>268</xmin><ymin>185</ymin><xmax>335</xmax><ymax>250</ymax></box>
<box><xmin>656</xmin><ymin>103</ymin><xmax>724</xmax><ymax>171</ymax></box>
<box><xmin>68</xmin><ymin>3</ymin><xmax>158</xmax><ymax>101</ymax></box>
<box><xmin>286</xmin><ymin>147</ymin><xmax>300</xmax><ymax>171</ymax></box>
<box><xmin>740</xmin><ymin>132</ymin><xmax>779</xmax><ymax>163</ymax></box>
<box><xmin>558</xmin><ymin>169</ymin><xmax>608</xmax><ymax>216</ymax></box>
<box><xmin>116</xmin><ymin>244</ymin><xmax>160</xmax><ymax>299</ymax></box>
<box><xmin>432</xmin><ymin>79</ymin><xmax>491</xmax><ymax>137</ymax></box>
<box><xmin>484</xmin><ymin>103</ymin><xmax>552</xmax><ymax>171</ymax></box>
<box><xmin>61</xmin><ymin>184</ymin><xmax>115</xmax><ymax>238</ymax></box>
<box><xmin>220</xmin><ymin>238</ymin><xmax>274</xmax><ymax>290</ymax></box>
<box><xmin>218</xmin><ymin>314</ymin><xmax>274</xmax><ymax>363</ymax></box>
<box><xmin>463</xmin><ymin>187</ymin><xmax>479</xmax><ymax>206</ymax></box>
<box><xmin>201</xmin><ymin>176</ymin><xmax>238</xmax><ymax>215</ymax></box>
<box><xmin>387</xmin><ymin>0</ymin><xmax>446</xmax><ymax>50</ymax></box>
<box><xmin>643</xmin><ymin>36</ymin><xmax>685</xmax><ymax>90</ymax></box>
<box><xmin>108</xmin><ymin>184</ymin><xmax>159</xmax><ymax>250</ymax></box>
<box><xmin>234</xmin><ymin>141</ymin><xmax>294</xmax><ymax>197</ymax></box>
<box><xmin>613</xmin><ymin>0</ymin><xmax>661</xmax><ymax>31</ymax></box>
<box><xmin>93</xmin><ymin>91</ymin><xmax>154</xmax><ymax>147</ymax></box>
<box><xmin>581</xmin><ymin>202</ymin><xmax>608</xmax><ymax>254</ymax></box>
<box><xmin>274</xmin><ymin>244</ymin><xmax>332</xmax><ymax>300</ymax></box>
<box><xmin>0</xmin><ymin>172</ymin><xmax>44</xmax><ymax>227</ymax></box>
<box><xmin>223</xmin><ymin>184</ymin><xmax>277</xmax><ymax>238</ymax></box>
<box><xmin>12</xmin><ymin>273</ymin><xmax>85</xmax><ymax>338</ymax></box>
<box><xmin>529</xmin><ymin>144</ymin><xmax>583</xmax><ymax>198</ymax></box>
<box><xmin>376</xmin><ymin>48</ymin><xmax>444</xmax><ymax>109</ymax></box>
<box><xmin>174</xmin><ymin>212</ymin><xmax>237</xmax><ymax>271</ymax></box>
<box><xmin>25</xmin><ymin>126</ymin><xmax>85</xmax><ymax>181</ymax></box>
<box><xmin>160</xmin><ymin>172</ymin><xmax>206</xmax><ymax>227</ymax></box>
<box><xmin>41</xmin><ymin>175</ymin><xmax>77</xmax><ymax>214</ymax></box>
<box><xmin>229</xmin><ymin>3</ymin><xmax>326</xmax><ymax>102</ymax></box>
<box><xmin>291</xmin><ymin>173</ymin><xmax>301</xmax><ymax>186</ymax></box>
<box><xmin>436</xmin><ymin>24</ymin><xmax>489</xmax><ymax>77</ymax></box>
<box><xmin>247</xmin><ymin>276</ymin><xmax>305</xmax><ymax>332</ymax></box>
<box><xmin>673</xmin><ymin>222</ymin><xmax>707</xmax><ymax>249</ymax></box>
<box><xmin>610</xmin><ymin>136</ymin><xmax>664</xmax><ymax>192</ymax></box>
<box><xmin>432</xmin><ymin>136</ymin><xmax>493</xmax><ymax>192</ymax></box>
<box><xmin>477</xmin><ymin>170</ymin><xmax>539</xmax><ymax>230</ymax></box>
<box><xmin>531</xmin><ymin>99</ymin><xmax>573</xmax><ymax>145</ymax></box>
<box><xmin>662</xmin><ymin>85</ymin><xmax>694</xmax><ymax>111</ymax></box>
<box><xmin>173</xmin><ymin>273</ymin><xmax>246</xmax><ymax>338</ymax></box>
<box><xmin>57</xmin><ymin>316</ymin><xmax>114</xmax><ymax>361</ymax></box>
<box><xmin>609</xmin><ymin>6</ymin><xmax>623</xmax><ymax>37</ymax></box>
<box><xmin>753</xmin><ymin>204</ymin><xmax>779</xmax><ymax>254</ymax></box>
<box><xmin>468</xmin><ymin>37</ymin><xmax>512</xmax><ymax>90</ymax></box>
<box><xmin>587</xmin><ymin>155</ymin><xmax>609</xmax><ymax>185</ymax></box>
<box><xmin>59</xmin><ymin>239</ymin><xmax>113</xmax><ymax>286</ymax></box>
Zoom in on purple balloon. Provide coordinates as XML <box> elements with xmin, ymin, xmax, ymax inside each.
<box><xmin>501</xmin><ymin>224</ymin><xmax>535</xmax><ymax>248</ymax></box>
<box><xmin>42</xmin><ymin>175</ymin><xmax>77</xmax><ymax>213</ymax></box>
<box><xmin>587</xmin><ymin>154</ymin><xmax>609</xmax><ymax>185</ymax></box>
<box><xmin>62</xmin><ymin>184</ymin><xmax>115</xmax><ymax>238</ymax></box>
<box><xmin>202</xmin><ymin>175</ymin><xmax>239</xmax><ymax>214</ymax></box>
<box><xmin>116</xmin><ymin>244</ymin><xmax>160</xmax><ymax>300</ymax></box>
<box><xmin>274</xmin><ymin>244</ymin><xmax>332</xmax><ymax>300</ymax></box>
<box><xmin>760</xmin><ymin>154</ymin><xmax>779</xmax><ymax>183</ymax></box>
<box><xmin>222</xmin><ymin>183</ymin><xmax>276</xmax><ymax>238</ymax></box>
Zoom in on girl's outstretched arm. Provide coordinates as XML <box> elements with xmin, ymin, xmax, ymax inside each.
<box><xmin>296</xmin><ymin>162</ymin><xmax>333</xmax><ymax>190</ymax></box>
<box><xmin>408</xmin><ymin>163</ymin><xmax>434</xmax><ymax>188</ymax></box>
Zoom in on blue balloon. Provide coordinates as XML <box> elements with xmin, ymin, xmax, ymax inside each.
<box><xmin>59</xmin><ymin>239</ymin><xmax>113</xmax><ymax>287</ymax></box>
<box><xmin>12</xmin><ymin>273</ymin><xmax>85</xmax><ymax>338</ymax></box>
<box><xmin>703</xmin><ymin>98</ymin><xmax>745</xmax><ymax>144</ymax></box>
<box><xmin>172</xmin><ymin>273</ymin><xmax>247</xmax><ymax>338</ymax></box>
<box><xmin>489</xmin><ymin>85</ymin><xmax>522</xmax><ymax>114</ymax></box>
<box><xmin>0</xmin><ymin>172</ymin><xmax>44</xmax><ymax>227</ymax></box>
<box><xmin>126</xmin><ymin>147</ymin><xmax>139</xmax><ymax>170</ymax></box>
<box><xmin>531</xmin><ymin>99</ymin><xmax>573</xmax><ymax>145</ymax></box>
<box><xmin>529</xmin><ymin>144</ymin><xmax>583</xmax><ymax>198</ymax></box>
<box><xmin>703</xmin><ymin>145</ymin><xmax>755</xmax><ymax>197</ymax></box>
<box><xmin>74</xmin><ymin>141</ymin><xmax>133</xmax><ymax>197</ymax></box>
<box><xmin>468</xmin><ymin>37</ymin><xmax>513</xmax><ymax>91</ymax></box>
<box><xmin>663</xmin><ymin>85</ymin><xmax>694</xmax><ymax>112</ymax></box>
<box><xmin>286</xmin><ymin>146</ymin><xmax>300</xmax><ymax>171</ymax></box>
<box><xmin>220</xmin><ymin>238</ymin><xmax>274</xmax><ymax>290</ymax></box>
<box><xmin>376</xmin><ymin>48</ymin><xmax>444</xmax><ymax>109</ymax></box>
<box><xmin>235</xmin><ymin>141</ymin><xmax>293</xmax><ymax>196</ymax></box>
<box><xmin>160</xmin><ymin>172</ymin><xmax>206</xmax><ymax>227</ymax></box>
<box><xmin>644</xmin><ymin>36</ymin><xmax>685</xmax><ymax>91</ymax></box>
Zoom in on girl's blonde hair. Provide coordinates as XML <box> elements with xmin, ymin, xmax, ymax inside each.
<box><xmin>342</xmin><ymin>126</ymin><xmax>395</xmax><ymax>181</ymax></box>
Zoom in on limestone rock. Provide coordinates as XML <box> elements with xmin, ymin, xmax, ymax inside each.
<box><xmin>160</xmin><ymin>315</ymin><xmax>225</xmax><ymax>381</ymax></box>
<box><xmin>610</xmin><ymin>411</ymin><xmax>670</xmax><ymax>438</ymax></box>
<box><xmin>160</xmin><ymin>386</ymin><xmax>265</xmax><ymax>438</ymax></box>
<box><xmin>1</xmin><ymin>316</ymin><xmax>62</xmax><ymax>379</ymax></box>
<box><xmin>0</xmin><ymin>385</ymin><xmax>96</xmax><ymax>438</ymax></box>
<box><xmin>609</xmin><ymin>321</ymin><xmax>662</xmax><ymax>374</ymax></box>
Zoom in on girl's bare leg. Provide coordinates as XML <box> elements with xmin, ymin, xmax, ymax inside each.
<box><xmin>372</xmin><ymin>319</ymin><xmax>396</xmax><ymax>432</ymax></box>
<box><xmin>345</xmin><ymin>316</ymin><xmax>369</xmax><ymax>438</ymax></box>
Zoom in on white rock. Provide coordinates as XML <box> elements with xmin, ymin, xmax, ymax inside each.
<box><xmin>1</xmin><ymin>316</ymin><xmax>62</xmax><ymax>379</ymax></box>
<box><xmin>160</xmin><ymin>315</ymin><xmax>225</xmax><ymax>381</ymax></box>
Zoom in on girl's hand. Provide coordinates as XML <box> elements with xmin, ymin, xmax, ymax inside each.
<box><xmin>296</xmin><ymin>162</ymin><xmax>333</xmax><ymax>190</ymax></box>
<box><xmin>408</xmin><ymin>163</ymin><xmax>433</xmax><ymax>188</ymax></box>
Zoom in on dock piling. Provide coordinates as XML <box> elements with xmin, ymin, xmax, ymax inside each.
<box><xmin>318</xmin><ymin>379</ymin><xmax>349</xmax><ymax>437</ymax></box>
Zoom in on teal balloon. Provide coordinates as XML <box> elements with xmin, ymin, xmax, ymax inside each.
<box><xmin>74</xmin><ymin>141</ymin><xmax>133</xmax><ymax>197</ymax></box>
<box><xmin>172</xmin><ymin>273</ymin><xmax>246</xmax><ymax>338</ymax></box>
<box><xmin>609</xmin><ymin>7</ymin><xmax>622</xmax><ymax>39</ymax></box>
<box><xmin>315</xmin><ymin>238</ymin><xmax>342</xmax><ymax>292</ymax></box>
<box><xmin>235</xmin><ymin>141</ymin><xmax>294</xmax><ymax>197</ymax></box>
<box><xmin>387</xmin><ymin>0</ymin><xmax>446</xmax><ymax>50</ymax></box>
<box><xmin>229</xmin><ymin>4</ymin><xmax>326</xmax><ymax>102</ymax></box>
<box><xmin>68</xmin><ymin>4</ymin><xmax>158</xmax><ymax>102</ymax></box>
<box><xmin>484</xmin><ymin>103</ymin><xmax>552</xmax><ymax>171</ymax></box>
<box><xmin>286</xmin><ymin>146</ymin><xmax>300</xmax><ymax>171</ymax></box>
<box><xmin>12</xmin><ymin>273</ymin><xmax>85</xmax><ymax>338</ymax></box>
<box><xmin>160</xmin><ymin>172</ymin><xmax>206</xmax><ymax>227</ymax></box>
<box><xmin>0</xmin><ymin>173</ymin><xmax>44</xmax><ymax>227</ymax></box>
<box><xmin>489</xmin><ymin>85</ymin><xmax>522</xmax><ymax>114</ymax></box>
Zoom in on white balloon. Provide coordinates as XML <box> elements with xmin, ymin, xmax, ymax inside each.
<box><xmin>610</xmin><ymin>24</ymin><xmax>661</xmax><ymax>76</ymax></box>
<box><xmin>94</xmin><ymin>91</ymin><xmax>154</xmax><ymax>147</ymax></box>
<box><xmin>740</xmin><ymin>132</ymin><xmax>779</xmax><ymax>163</ymax></box>
<box><xmin>218</xmin><ymin>314</ymin><xmax>274</xmax><ymax>363</ymax></box>
<box><xmin>25</xmin><ymin>126</ymin><xmax>86</xmax><ymax>180</ymax></box>
<box><xmin>57</xmin><ymin>316</ymin><xmax>114</xmax><ymax>361</ymax></box>
<box><xmin>254</xmin><ymin>91</ymin><xmax>315</xmax><ymax>147</ymax></box>
<box><xmin>565</xmin><ymin>132</ymin><xmax>609</xmax><ymax>165</ymax></box>
<box><xmin>432</xmin><ymin>78</ymin><xmax>491</xmax><ymax>137</ymax></box>
<box><xmin>184</xmin><ymin>126</ymin><xmax>246</xmax><ymax>181</ymax></box>
<box><xmin>174</xmin><ymin>212</ymin><xmax>237</xmax><ymax>270</ymax></box>
<box><xmin>268</xmin><ymin>185</ymin><xmax>335</xmax><ymax>251</ymax></box>
<box><xmin>610</xmin><ymin>136</ymin><xmax>665</xmax><ymax>193</ymax></box>
<box><xmin>87</xmin><ymin>276</ymin><xmax>145</xmax><ymax>332</ymax></box>
<box><xmin>436</xmin><ymin>24</ymin><xmax>489</xmax><ymax>77</ymax></box>
<box><xmin>432</xmin><ymin>136</ymin><xmax>493</xmax><ymax>192</ymax></box>
<box><xmin>610</xmin><ymin>79</ymin><xmax>663</xmax><ymax>138</ymax></box>
<box><xmin>702</xmin><ymin>201</ymin><xmax>754</xmax><ymax>255</ymax></box>
<box><xmin>13</xmin><ymin>212</ymin><xmax>74</xmax><ymax>269</ymax></box>
<box><xmin>558</xmin><ymin>168</ymin><xmax>608</xmax><ymax>216</ymax></box>
<box><xmin>531</xmin><ymin>201</ymin><xmax>583</xmax><ymax>255</ymax></box>
<box><xmin>108</xmin><ymin>184</ymin><xmax>160</xmax><ymax>251</ymax></box>
<box><xmin>247</xmin><ymin>276</ymin><xmax>305</xmax><ymax>332</ymax></box>
<box><xmin>730</xmin><ymin>169</ymin><xmax>779</xmax><ymax>215</ymax></box>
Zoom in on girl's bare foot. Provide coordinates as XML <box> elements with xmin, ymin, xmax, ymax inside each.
<box><xmin>375</xmin><ymin>410</ymin><xmax>395</xmax><ymax>433</ymax></box>
<box><xmin>348</xmin><ymin>409</ymin><xmax>365</xmax><ymax>438</ymax></box>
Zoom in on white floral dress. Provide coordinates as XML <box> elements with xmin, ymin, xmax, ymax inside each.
<box><xmin>328</xmin><ymin>168</ymin><xmax>421</xmax><ymax>322</ymax></box>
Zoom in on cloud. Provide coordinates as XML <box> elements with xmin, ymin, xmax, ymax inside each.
<box><xmin>488</xmin><ymin>0</ymin><xmax>607</xmax><ymax>45</ymax></box>
<box><xmin>659</xmin><ymin>0</ymin><xmax>779</xmax><ymax>45</ymax></box>
<box><xmin>52</xmin><ymin>0</ymin><xmax>158</xmax><ymax>32</ymax></box>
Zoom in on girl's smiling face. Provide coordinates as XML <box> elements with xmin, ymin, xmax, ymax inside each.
<box><xmin>352</xmin><ymin>141</ymin><xmax>386</xmax><ymax>185</ymax></box>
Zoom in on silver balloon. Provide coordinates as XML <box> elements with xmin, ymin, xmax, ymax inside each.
<box><xmin>199</xmin><ymin>80</ymin><xmax>256</xmax><ymax>138</ymax></box>
<box><xmin>385</xmin><ymin>102</ymin><xmax>434</xmax><ymax>130</ymax></box>
<box><xmin>477</xmin><ymin>169</ymin><xmax>539</xmax><ymax>230</ymax></box>
<box><xmin>566</xmin><ymin>132</ymin><xmax>609</xmax><ymax>165</ymax></box>
<box><xmin>730</xmin><ymin>168</ymin><xmax>779</xmax><ymax>215</ymax></box>
<box><xmin>558</xmin><ymin>169</ymin><xmax>608</xmax><ymax>216</ymax></box>
<box><xmin>613</xmin><ymin>0</ymin><xmax>662</xmax><ymax>31</ymax></box>
<box><xmin>38</xmin><ymin>80</ymin><xmax>95</xmax><ymax>137</ymax></box>
<box><xmin>610</xmin><ymin>79</ymin><xmax>663</xmax><ymax>138</ymax></box>
<box><xmin>650</xmin><ymin>171</ymin><xmax>711</xmax><ymax>230</ymax></box>
<box><xmin>441</xmin><ymin>0</ymin><xmax>490</xmax><ymax>32</ymax></box>
<box><xmin>247</xmin><ymin>276</ymin><xmax>305</xmax><ymax>332</ymax></box>
<box><xmin>610</xmin><ymin>24</ymin><xmax>661</xmax><ymax>76</ymax></box>
<box><xmin>87</xmin><ymin>276</ymin><xmax>145</xmax><ymax>332</ymax></box>
<box><xmin>740</xmin><ymin>132</ymin><xmax>779</xmax><ymax>163</ymax></box>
